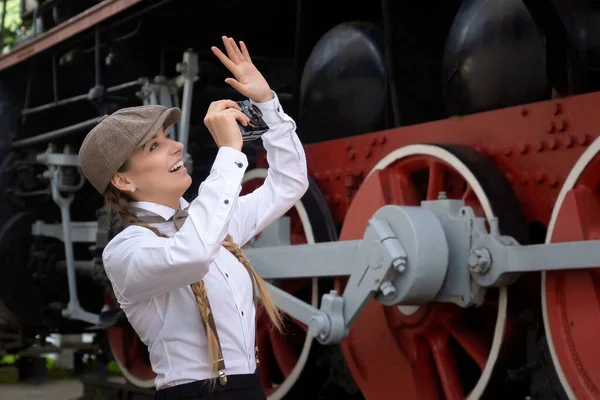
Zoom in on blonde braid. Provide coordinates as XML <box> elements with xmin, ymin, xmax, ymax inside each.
<box><xmin>222</xmin><ymin>234</ymin><xmax>283</xmax><ymax>332</ymax></box>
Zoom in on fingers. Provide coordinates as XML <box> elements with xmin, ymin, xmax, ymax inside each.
<box><xmin>222</xmin><ymin>108</ymin><xmax>250</xmax><ymax>125</ymax></box>
<box><xmin>222</xmin><ymin>36</ymin><xmax>242</xmax><ymax>63</ymax></box>
<box><xmin>212</xmin><ymin>36</ymin><xmax>249</xmax><ymax>69</ymax></box>
<box><xmin>224</xmin><ymin>77</ymin><xmax>246</xmax><ymax>95</ymax></box>
<box><xmin>227</xmin><ymin>37</ymin><xmax>245</xmax><ymax>61</ymax></box>
<box><xmin>207</xmin><ymin>99</ymin><xmax>240</xmax><ymax>113</ymax></box>
<box><xmin>239</xmin><ymin>41</ymin><xmax>251</xmax><ymax>61</ymax></box>
<box><xmin>211</xmin><ymin>46</ymin><xmax>237</xmax><ymax>72</ymax></box>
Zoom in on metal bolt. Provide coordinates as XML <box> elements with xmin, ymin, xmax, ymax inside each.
<box><xmin>468</xmin><ymin>248</ymin><xmax>492</xmax><ymax>274</ymax></box>
<box><xmin>438</xmin><ymin>191</ymin><xmax>447</xmax><ymax>200</ymax></box>
<box><xmin>393</xmin><ymin>258</ymin><xmax>406</xmax><ymax>274</ymax></box>
<box><xmin>380</xmin><ymin>281</ymin><xmax>396</xmax><ymax>298</ymax></box>
<box><xmin>308</xmin><ymin>315</ymin><xmax>330</xmax><ymax>340</ymax></box>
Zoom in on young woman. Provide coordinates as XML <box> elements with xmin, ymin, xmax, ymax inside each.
<box><xmin>78</xmin><ymin>36</ymin><xmax>309</xmax><ymax>399</ymax></box>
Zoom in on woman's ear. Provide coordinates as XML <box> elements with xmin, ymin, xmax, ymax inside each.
<box><xmin>111</xmin><ymin>173</ymin><xmax>136</xmax><ymax>193</ymax></box>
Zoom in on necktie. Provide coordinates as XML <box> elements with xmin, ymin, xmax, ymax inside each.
<box><xmin>172</xmin><ymin>206</ymin><xmax>189</xmax><ymax>231</ymax></box>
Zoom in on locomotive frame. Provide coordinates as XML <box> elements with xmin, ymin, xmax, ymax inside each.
<box><xmin>1</xmin><ymin>0</ymin><xmax>600</xmax><ymax>399</ymax></box>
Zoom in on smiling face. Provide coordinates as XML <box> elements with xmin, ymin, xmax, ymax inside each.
<box><xmin>110</xmin><ymin>127</ymin><xmax>192</xmax><ymax>209</ymax></box>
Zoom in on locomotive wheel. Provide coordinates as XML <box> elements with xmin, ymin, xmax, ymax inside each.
<box><xmin>241</xmin><ymin>168</ymin><xmax>337</xmax><ymax>399</ymax></box>
<box><xmin>542</xmin><ymin>135</ymin><xmax>600</xmax><ymax>399</ymax></box>
<box><xmin>336</xmin><ymin>144</ymin><xmax>529</xmax><ymax>399</ymax></box>
<box><xmin>105</xmin><ymin>292</ymin><xmax>155</xmax><ymax>388</ymax></box>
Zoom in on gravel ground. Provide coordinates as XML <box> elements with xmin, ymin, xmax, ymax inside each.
<box><xmin>0</xmin><ymin>380</ymin><xmax>83</xmax><ymax>400</ymax></box>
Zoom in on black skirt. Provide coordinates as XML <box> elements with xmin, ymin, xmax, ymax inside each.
<box><xmin>154</xmin><ymin>369</ymin><xmax>266</xmax><ymax>400</ymax></box>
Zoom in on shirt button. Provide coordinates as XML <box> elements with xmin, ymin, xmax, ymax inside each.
<box><xmin>225</xmin><ymin>273</ymin><xmax>229</xmax><ymax>278</ymax></box>
<box><xmin>224</xmin><ymin>199</ymin><xmax>229</xmax><ymax>205</ymax></box>
<box><xmin>241</xmin><ymin>311</ymin><xmax>244</xmax><ymax>316</ymax></box>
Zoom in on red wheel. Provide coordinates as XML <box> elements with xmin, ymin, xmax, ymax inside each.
<box><xmin>542</xmin><ymin>136</ymin><xmax>600</xmax><ymax>399</ymax></box>
<box><xmin>336</xmin><ymin>144</ymin><xmax>529</xmax><ymax>399</ymax></box>
<box><xmin>241</xmin><ymin>168</ymin><xmax>337</xmax><ymax>399</ymax></box>
<box><xmin>104</xmin><ymin>291</ymin><xmax>155</xmax><ymax>388</ymax></box>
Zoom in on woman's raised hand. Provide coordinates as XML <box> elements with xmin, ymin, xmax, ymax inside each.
<box><xmin>211</xmin><ymin>36</ymin><xmax>273</xmax><ymax>104</ymax></box>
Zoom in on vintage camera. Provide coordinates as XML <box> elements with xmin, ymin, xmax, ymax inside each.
<box><xmin>237</xmin><ymin>100</ymin><xmax>269</xmax><ymax>141</ymax></box>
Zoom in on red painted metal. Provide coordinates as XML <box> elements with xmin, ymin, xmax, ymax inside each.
<box><xmin>0</xmin><ymin>0</ymin><xmax>147</xmax><ymax>72</ymax></box>
<box><xmin>334</xmin><ymin>156</ymin><xmax>507</xmax><ymax>399</ymax></box>
<box><xmin>104</xmin><ymin>292</ymin><xmax>155</xmax><ymax>385</ymax></box>
<box><xmin>544</xmin><ymin>167</ymin><xmax>600</xmax><ymax>399</ymax></box>
<box><xmin>240</xmin><ymin>174</ymin><xmax>312</xmax><ymax>396</ymax></box>
<box><xmin>266</xmin><ymin>92</ymin><xmax>600</xmax><ymax>232</ymax></box>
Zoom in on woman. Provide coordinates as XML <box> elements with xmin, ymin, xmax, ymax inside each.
<box><xmin>78</xmin><ymin>36</ymin><xmax>309</xmax><ymax>399</ymax></box>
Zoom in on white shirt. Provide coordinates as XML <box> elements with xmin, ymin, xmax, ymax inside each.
<box><xmin>102</xmin><ymin>91</ymin><xmax>309</xmax><ymax>390</ymax></box>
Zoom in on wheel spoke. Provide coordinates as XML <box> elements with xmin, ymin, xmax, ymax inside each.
<box><xmin>445</xmin><ymin>319</ymin><xmax>489</xmax><ymax>370</ymax></box>
<box><xmin>427</xmin><ymin>160</ymin><xmax>446</xmax><ymax>200</ymax></box>
<box><xmin>413</xmin><ymin>338</ymin><xmax>444</xmax><ymax>399</ymax></box>
<box><xmin>427</xmin><ymin>329</ymin><xmax>464</xmax><ymax>400</ymax></box>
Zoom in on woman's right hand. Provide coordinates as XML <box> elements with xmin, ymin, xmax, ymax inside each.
<box><xmin>203</xmin><ymin>100</ymin><xmax>250</xmax><ymax>151</ymax></box>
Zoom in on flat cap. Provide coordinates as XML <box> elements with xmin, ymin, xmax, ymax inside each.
<box><xmin>79</xmin><ymin>105</ymin><xmax>181</xmax><ymax>194</ymax></box>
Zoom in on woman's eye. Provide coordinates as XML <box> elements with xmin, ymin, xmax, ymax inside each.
<box><xmin>150</xmin><ymin>143</ymin><xmax>158</xmax><ymax>151</ymax></box>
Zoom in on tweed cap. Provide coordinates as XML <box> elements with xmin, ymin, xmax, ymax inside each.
<box><xmin>79</xmin><ymin>105</ymin><xmax>181</xmax><ymax>194</ymax></box>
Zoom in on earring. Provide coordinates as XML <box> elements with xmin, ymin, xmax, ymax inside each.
<box><xmin>130</xmin><ymin>187</ymin><xmax>136</xmax><ymax>193</ymax></box>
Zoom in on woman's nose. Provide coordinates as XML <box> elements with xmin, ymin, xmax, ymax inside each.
<box><xmin>171</xmin><ymin>140</ymin><xmax>184</xmax><ymax>153</ymax></box>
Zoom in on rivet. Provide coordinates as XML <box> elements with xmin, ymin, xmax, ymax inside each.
<box><xmin>535</xmin><ymin>172</ymin><xmax>544</xmax><ymax>183</ymax></box>
<box><xmin>555</xmin><ymin>120</ymin><xmax>566</xmax><ymax>132</ymax></box>
<box><xmin>563</xmin><ymin>135</ymin><xmax>573</xmax><ymax>148</ymax></box>
<box><xmin>504</xmin><ymin>147</ymin><xmax>513</xmax><ymax>156</ymax></box>
<box><xmin>578</xmin><ymin>134</ymin><xmax>590</xmax><ymax>146</ymax></box>
<box><xmin>380</xmin><ymin>136</ymin><xmax>387</xmax><ymax>145</ymax></box>
<box><xmin>552</xmin><ymin>103</ymin><xmax>561</xmax><ymax>115</ymax></box>
<box><xmin>534</xmin><ymin>140</ymin><xmax>544</xmax><ymax>152</ymax></box>
<box><xmin>349</xmin><ymin>151</ymin><xmax>356</xmax><ymax>160</ymax></box>
<box><xmin>519</xmin><ymin>143</ymin><xmax>529</xmax><ymax>154</ymax></box>
<box><xmin>547</xmin><ymin>174</ymin><xmax>558</xmax><ymax>187</ymax></box>
<box><xmin>547</xmin><ymin>138</ymin><xmax>557</xmax><ymax>149</ymax></box>
<box><xmin>545</xmin><ymin>121</ymin><xmax>555</xmax><ymax>134</ymax></box>
<box><xmin>521</xmin><ymin>108</ymin><xmax>528</xmax><ymax>116</ymax></box>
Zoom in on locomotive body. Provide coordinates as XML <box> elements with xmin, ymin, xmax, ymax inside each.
<box><xmin>0</xmin><ymin>0</ymin><xmax>599</xmax><ymax>399</ymax></box>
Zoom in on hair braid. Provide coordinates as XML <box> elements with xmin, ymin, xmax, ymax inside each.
<box><xmin>221</xmin><ymin>235</ymin><xmax>283</xmax><ymax>332</ymax></box>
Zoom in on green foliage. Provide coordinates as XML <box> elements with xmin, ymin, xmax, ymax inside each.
<box><xmin>1</xmin><ymin>0</ymin><xmax>29</xmax><ymax>54</ymax></box>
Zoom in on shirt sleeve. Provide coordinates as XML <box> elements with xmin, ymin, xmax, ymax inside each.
<box><xmin>228</xmin><ymin>91</ymin><xmax>309</xmax><ymax>247</ymax></box>
<box><xmin>102</xmin><ymin>146</ymin><xmax>249</xmax><ymax>306</ymax></box>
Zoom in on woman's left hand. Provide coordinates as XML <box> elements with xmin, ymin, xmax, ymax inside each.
<box><xmin>212</xmin><ymin>36</ymin><xmax>272</xmax><ymax>103</ymax></box>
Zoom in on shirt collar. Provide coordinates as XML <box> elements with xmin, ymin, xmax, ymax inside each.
<box><xmin>130</xmin><ymin>197</ymin><xmax>190</xmax><ymax>221</ymax></box>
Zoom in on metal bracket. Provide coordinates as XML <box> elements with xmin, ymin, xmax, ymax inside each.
<box><xmin>470</xmin><ymin>234</ymin><xmax>600</xmax><ymax>287</ymax></box>
<box><xmin>175</xmin><ymin>50</ymin><xmax>199</xmax><ymax>174</ymax></box>
<box><xmin>36</xmin><ymin>146</ymin><xmax>99</xmax><ymax>326</ymax></box>
<box><xmin>32</xmin><ymin>221</ymin><xmax>97</xmax><ymax>243</ymax></box>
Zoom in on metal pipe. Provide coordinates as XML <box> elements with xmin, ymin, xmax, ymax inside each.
<box><xmin>21</xmin><ymin>78</ymin><xmax>146</xmax><ymax>116</ymax></box>
<box><xmin>12</xmin><ymin>117</ymin><xmax>99</xmax><ymax>148</ymax></box>
<box><xmin>94</xmin><ymin>26</ymin><xmax>100</xmax><ymax>86</ymax></box>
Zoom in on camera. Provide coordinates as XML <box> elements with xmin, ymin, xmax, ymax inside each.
<box><xmin>237</xmin><ymin>100</ymin><xmax>269</xmax><ymax>141</ymax></box>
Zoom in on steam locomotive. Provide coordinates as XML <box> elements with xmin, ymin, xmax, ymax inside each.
<box><xmin>1</xmin><ymin>0</ymin><xmax>599</xmax><ymax>399</ymax></box>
